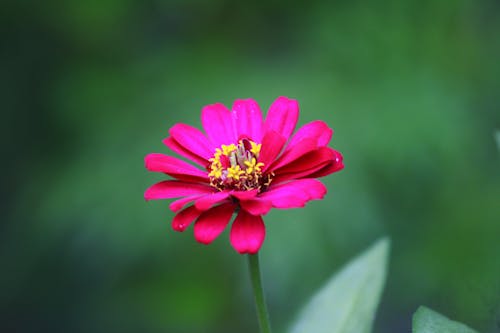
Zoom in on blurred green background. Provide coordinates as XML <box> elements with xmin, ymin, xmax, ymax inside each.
<box><xmin>1</xmin><ymin>0</ymin><xmax>499</xmax><ymax>332</ymax></box>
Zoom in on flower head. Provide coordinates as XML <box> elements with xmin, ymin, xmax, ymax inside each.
<box><xmin>145</xmin><ymin>97</ymin><xmax>343</xmax><ymax>254</ymax></box>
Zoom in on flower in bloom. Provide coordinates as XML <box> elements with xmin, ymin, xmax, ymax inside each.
<box><xmin>145</xmin><ymin>97</ymin><xmax>343</xmax><ymax>254</ymax></box>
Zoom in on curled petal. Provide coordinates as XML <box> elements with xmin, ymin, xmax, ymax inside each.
<box><xmin>194</xmin><ymin>203</ymin><xmax>235</xmax><ymax>245</ymax></box>
<box><xmin>260</xmin><ymin>179</ymin><xmax>327</xmax><ymax>208</ymax></box>
<box><xmin>306</xmin><ymin>150</ymin><xmax>344</xmax><ymax>179</ymax></box>
<box><xmin>144</xmin><ymin>180</ymin><xmax>214</xmax><ymax>201</ymax></box>
<box><xmin>276</xmin><ymin>147</ymin><xmax>335</xmax><ymax>174</ymax></box>
<box><xmin>232</xmin><ymin>99</ymin><xmax>264</xmax><ymax>142</ymax></box>
<box><xmin>230</xmin><ymin>210</ymin><xmax>266</xmax><ymax>254</ymax></box>
<box><xmin>145</xmin><ymin>153</ymin><xmax>208</xmax><ymax>183</ymax></box>
<box><xmin>202</xmin><ymin>103</ymin><xmax>236</xmax><ymax>146</ymax></box>
<box><xmin>272</xmin><ymin>147</ymin><xmax>336</xmax><ymax>183</ymax></box>
<box><xmin>264</xmin><ymin>96</ymin><xmax>299</xmax><ymax>141</ymax></box>
<box><xmin>172</xmin><ymin>205</ymin><xmax>202</xmax><ymax>232</ymax></box>
<box><xmin>269</xmin><ymin>137</ymin><xmax>317</xmax><ymax>171</ymax></box>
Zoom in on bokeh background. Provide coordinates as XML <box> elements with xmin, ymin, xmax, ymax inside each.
<box><xmin>1</xmin><ymin>0</ymin><xmax>499</xmax><ymax>332</ymax></box>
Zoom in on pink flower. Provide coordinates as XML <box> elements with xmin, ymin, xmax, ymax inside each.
<box><xmin>145</xmin><ymin>97</ymin><xmax>344</xmax><ymax>254</ymax></box>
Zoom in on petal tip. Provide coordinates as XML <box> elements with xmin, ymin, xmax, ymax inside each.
<box><xmin>230</xmin><ymin>212</ymin><xmax>266</xmax><ymax>255</ymax></box>
<box><xmin>172</xmin><ymin>224</ymin><xmax>187</xmax><ymax>232</ymax></box>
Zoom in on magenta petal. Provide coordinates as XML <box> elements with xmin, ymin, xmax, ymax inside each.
<box><xmin>144</xmin><ymin>180</ymin><xmax>214</xmax><ymax>201</ymax></box>
<box><xmin>194</xmin><ymin>191</ymin><xmax>231</xmax><ymax>211</ymax></box>
<box><xmin>273</xmin><ymin>147</ymin><xmax>335</xmax><ymax>175</ymax></box>
<box><xmin>170</xmin><ymin>123</ymin><xmax>214</xmax><ymax>159</ymax></box>
<box><xmin>172</xmin><ymin>205</ymin><xmax>202</xmax><ymax>232</ymax></box>
<box><xmin>264</xmin><ymin>96</ymin><xmax>299</xmax><ymax>140</ymax></box>
<box><xmin>169</xmin><ymin>194</ymin><xmax>204</xmax><ymax>212</ymax></box>
<box><xmin>306</xmin><ymin>151</ymin><xmax>344</xmax><ymax>178</ymax></box>
<box><xmin>232</xmin><ymin>191</ymin><xmax>269</xmax><ymax>214</ymax></box>
<box><xmin>231</xmin><ymin>189</ymin><xmax>259</xmax><ymax>200</ymax></box>
<box><xmin>269</xmin><ymin>137</ymin><xmax>318</xmax><ymax>171</ymax></box>
<box><xmin>260</xmin><ymin>179</ymin><xmax>327</xmax><ymax>208</ymax></box>
<box><xmin>273</xmin><ymin>163</ymin><xmax>331</xmax><ymax>183</ymax></box>
<box><xmin>145</xmin><ymin>153</ymin><xmax>208</xmax><ymax>182</ymax></box>
<box><xmin>232</xmin><ymin>99</ymin><xmax>264</xmax><ymax>142</ymax></box>
<box><xmin>201</xmin><ymin>103</ymin><xmax>236</xmax><ymax>146</ymax></box>
<box><xmin>259</xmin><ymin>130</ymin><xmax>286</xmax><ymax>171</ymax></box>
<box><xmin>240</xmin><ymin>199</ymin><xmax>273</xmax><ymax>216</ymax></box>
<box><xmin>230</xmin><ymin>211</ymin><xmax>266</xmax><ymax>254</ymax></box>
<box><xmin>194</xmin><ymin>203</ymin><xmax>235</xmax><ymax>245</ymax></box>
<box><xmin>306</xmin><ymin>162</ymin><xmax>343</xmax><ymax>179</ymax></box>
<box><xmin>163</xmin><ymin>137</ymin><xmax>209</xmax><ymax>167</ymax></box>
<box><xmin>288</xmin><ymin>120</ymin><xmax>333</xmax><ymax>148</ymax></box>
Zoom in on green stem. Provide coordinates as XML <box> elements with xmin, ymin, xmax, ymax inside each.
<box><xmin>247</xmin><ymin>253</ymin><xmax>272</xmax><ymax>333</ymax></box>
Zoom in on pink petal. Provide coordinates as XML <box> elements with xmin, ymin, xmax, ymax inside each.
<box><xmin>269</xmin><ymin>137</ymin><xmax>318</xmax><ymax>171</ymax></box>
<box><xmin>172</xmin><ymin>205</ymin><xmax>202</xmax><ymax>232</ymax></box>
<box><xmin>169</xmin><ymin>123</ymin><xmax>214</xmax><ymax>160</ymax></box>
<box><xmin>240</xmin><ymin>199</ymin><xmax>273</xmax><ymax>216</ymax></box>
<box><xmin>306</xmin><ymin>151</ymin><xmax>344</xmax><ymax>178</ymax></box>
<box><xmin>273</xmin><ymin>164</ymin><xmax>331</xmax><ymax>184</ymax></box>
<box><xmin>195</xmin><ymin>191</ymin><xmax>231</xmax><ymax>211</ymax></box>
<box><xmin>229</xmin><ymin>211</ymin><xmax>266</xmax><ymax>254</ymax></box>
<box><xmin>163</xmin><ymin>137</ymin><xmax>209</xmax><ymax>167</ymax></box>
<box><xmin>264</xmin><ymin>96</ymin><xmax>299</xmax><ymax>141</ymax></box>
<box><xmin>144</xmin><ymin>180</ymin><xmax>214</xmax><ymax>201</ymax></box>
<box><xmin>145</xmin><ymin>153</ymin><xmax>208</xmax><ymax>183</ymax></box>
<box><xmin>259</xmin><ymin>179</ymin><xmax>327</xmax><ymax>208</ymax></box>
<box><xmin>231</xmin><ymin>189</ymin><xmax>259</xmax><ymax>200</ymax></box>
<box><xmin>194</xmin><ymin>203</ymin><xmax>235</xmax><ymax>245</ymax></box>
<box><xmin>288</xmin><ymin>120</ymin><xmax>333</xmax><ymax>148</ymax></box>
<box><xmin>272</xmin><ymin>147</ymin><xmax>336</xmax><ymax>183</ymax></box>
<box><xmin>258</xmin><ymin>130</ymin><xmax>286</xmax><ymax>172</ymax></box>
<box><xmin>169</xmin><ymin>194</ymin><xmax>204</xmax><ymax>212</ymax></box>
<box><xmin>201</xmin><ymin>103</ymin><xmax>237</xmax><ymax>146</ymax></box>
<box><xmin>232</xmin><ymin>99</ymin><xmax>264</xmax><ymax>142</ymax></box>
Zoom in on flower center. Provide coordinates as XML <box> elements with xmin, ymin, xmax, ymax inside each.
<box><xmin>208</xmin><ymin>138</ymin><xmax>272</xmax><ymax>192</ymax></box>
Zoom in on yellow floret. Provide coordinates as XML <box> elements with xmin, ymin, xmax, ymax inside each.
<box><xmin>250</xmin><ymin>141</ymin><xmax>262</xmax><ymax>156</ymax></box>
<box><xmin>210</xmin><ymin>148</ymin><xmax>222</xmax><ymax>163</ymax></box>
<box><xmin>208</xmin><ymin>165</ymin><xmax>223</xmax><ymax>178</ymax></box>
<box><xmin>221</xmin><ymin>144</ymin><xmax>237</xmax><ymax>156</ymax></box>
<box><xmin>244</xmin><ymin>158</ymin><xmax>265</xmax><ymax>175</ymax></box>
<box><xmin>227</xmin><ymin>165</ymin><xmax>244</xmax><ymax>180</ymax></box>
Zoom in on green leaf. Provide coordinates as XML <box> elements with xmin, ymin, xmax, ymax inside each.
<box><xmin>412</xmin><ymin>306</ymin><xmax>478</xmax><ymax>333</ymax></box>
<box><xmin>289</xmin><ymin>238</ymin><xmax>389</xmax><ymax>333</ymax></box>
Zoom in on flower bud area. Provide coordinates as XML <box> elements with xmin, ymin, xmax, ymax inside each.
<box><xmin>208</xmin><ymin>138</ymin><xmax>272</xmax><ymax>192</ymax></box>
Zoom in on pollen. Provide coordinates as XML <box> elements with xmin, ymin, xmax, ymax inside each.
<box><xmin>208</xmin><ymin>139</ymin><xmax>272</xmax><ymax>192</ymax></box>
